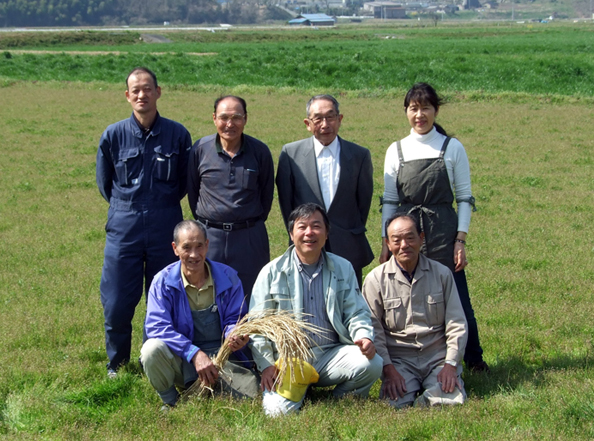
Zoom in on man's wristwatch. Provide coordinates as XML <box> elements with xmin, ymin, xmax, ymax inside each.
<box><xmin>445</xmin><ymin>360</ymin><xmax>457</xmax><ymax>367</ymax></box>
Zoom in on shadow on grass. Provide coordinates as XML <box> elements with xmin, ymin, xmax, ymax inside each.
<box><xmin>464</xmin><ymin>351</ymin><xmax>593</xmax><ymax>398</ymax></box>
<box><xmin>249</xmin><ymin>350</ymin><xmax>594</xmax><ymax>408</ymax></box>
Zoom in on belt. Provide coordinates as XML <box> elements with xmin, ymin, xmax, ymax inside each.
<box><xmin>109</xmin><ymin>197</ymin><xmax>178</xmax><ymax>211</ymax></box>
<box><xmin>197</xmin><ymin>217</ymin><xmax>258</xmax><ymax>232</ymax></box>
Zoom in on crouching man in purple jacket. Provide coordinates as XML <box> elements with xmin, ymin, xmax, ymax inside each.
<box><xmin>141</xmin><ymin>220</ymin><xmax>258</xmax><ymax>410</ymax></box>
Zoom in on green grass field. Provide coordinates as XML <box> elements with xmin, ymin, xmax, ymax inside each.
<box><xmin>1</xmin><ymin>23</ymin><xmax>594</xmax><ymax>440</ymax></box>
<box><xmin>2</xmin><ymin>23</ymin><xmax>594</xmax><ymax>97</ymax></box>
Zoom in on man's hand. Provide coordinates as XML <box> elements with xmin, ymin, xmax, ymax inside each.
<box><xmin>382</xmin><ymin>364</ymin><xmax>407</xmax><ymax>400</ymax></box>
<box><xmin>260</xmin><ymin>365</ymin><xmax>279</xmax><ymax>392</ymax></box>
<box><xmin>191</xmin><ymin>350</ymin><xmax>219</xmax><ymax>387</ymax></box>
<box><xmin>354</xmin><ymin>338</ymin><xmax>376</xmax><ymax>360</ymax></box>
<box><xmin>227</xmin><ymin>334</ymin><xmax>249</xmax><ymax>352</ymax></box>
<box><xmin>437</xmin><ymin>363</ymin><xmax>461</xmax><ymax>393</ymax></box>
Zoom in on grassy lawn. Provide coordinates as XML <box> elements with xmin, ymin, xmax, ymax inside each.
<box><xmin>0</xmin><ymin>81</ymin><xmax>593</xmax><ymax>439</ymax></box>
<box><xmin>2</xmin><ymin>23</ymin><xmax>594</xmax><ymax>96</ymax></box>
<box><xmin>1</xmin><ymin>21</ymin><xmax>594</xmax><ymax>440</ymax></box>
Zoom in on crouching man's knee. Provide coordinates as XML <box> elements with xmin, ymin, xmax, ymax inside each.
<box><xmin>140</xmin><ymin>339</ymin><xmax>182</xmax><ymax>395</ymax></box>
<box><xmin>413</xmin><ymin>382</ymin><xmax>466</xmax><ymax>408</ymax></box>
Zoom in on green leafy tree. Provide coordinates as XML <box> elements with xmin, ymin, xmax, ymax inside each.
<box><xmin>0</xmin><ymin>0</ymin><xmax>117</xmax><ymax>26</ymax></box>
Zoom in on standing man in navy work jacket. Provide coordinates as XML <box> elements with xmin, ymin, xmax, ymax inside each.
<box><xmin>96</xmin><ymin>67</ymin><xmax>192</xmax><ymax>378</ymax></box>
<box><xmin>187</xmin><ymin>95</ymin><xmax>274</xmax><ymax>300</ymax></box>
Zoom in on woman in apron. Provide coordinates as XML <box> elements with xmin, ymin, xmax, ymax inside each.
<box><xmin>379</xmin><ymin>82</ymin><xmax>489</xmax><ymax>373</ymax></box>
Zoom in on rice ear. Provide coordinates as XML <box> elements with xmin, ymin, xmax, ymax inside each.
<box><xmin>181</xmin><ymin>309</ymin><xmax>327</xmax><ymax>400</ymax></box>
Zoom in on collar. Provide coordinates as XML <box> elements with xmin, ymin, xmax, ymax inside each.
<box><xmin>385</xmin><ymin>254</ymin><xmax>428</xmax><ymax>283</ymax></box>
<box><xmin>164</xmin><ymin>259</ymin><xmax>232</xmax><ymax>297</ymax></box>
<box><xmin>409</xmin><ymin>126</ymin><xmax>439</xmax><ymax>143</ymax></box>
<box><xmin>395</xmin><ymin>260</ymin><xmax>416</xmax><ymax>283</ymax></box>
<box><xmin>313</xmin><ymin>135</ymin><xmax>340</xmax><ymax>158</ymax></box>
<box><xmin>215</xmin><ymin>133</ymin><xmax>245</xmax><ymax>155</ymax></box>
<box><xmin>180</xmin><ymin>261</ymin><xmax>213</xmax><ymax>290</ymax></box>
<box><xmin>294</xmin><ymin>248</ymin><xmax>324</xmax><ymax>274</ymax></box>
<box><xmin>131</xmin><ymin>112</ymin><xmax>160</xmax><ymax>136</ymax></box>
<box><xmin>281</xmin><ymin>245</ymin><xmax>335</xmax><ymax>274</ymax></box>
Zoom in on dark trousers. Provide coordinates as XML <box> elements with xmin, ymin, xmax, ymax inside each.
<box><xmin>100</xmin><ymin>205</ymin><xmax>181</xmax><ymax>370</ymax></box>
<box><xmin>204</xmin><ymin>219</ymin><xmax>270</xmax><ymax>301</ymax></box>
<box><xmin>324</xmin><ymin>240</ymin><xmax>363</xmax><ymax>290</ymax></box>
<box><xmin>453</xmin><ymin>270</ymin><xmax>484</xmax><ymax>365</ymax></box>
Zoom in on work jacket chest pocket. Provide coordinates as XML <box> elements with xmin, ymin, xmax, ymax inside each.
<box><xmin>425</xmin><ymin>292</ymin><xmax>445</xmax><ymax>326</ymax></box>
<box><xmin>115</xmin><ymin>147</ymin><xmax>140</xmax><ymax>186</ymax></box>
<box><xmin>269</xmin><ymin>285</ymin><xmax>292</xmax><ymax>310</ymax></box>
<box><xmin>383</xmin><ymin>297</ymin><xmax>406</xmax><ymax>331</ymax></box>
<box><xmin>242</xmin><ymin>168</ymin><xmax>259</xmax><ymax>190</ymax></box>
<box><xmin>154</xmin><ymin>145</ymin><xmax>179</xmax><ymax>182</ymax></box>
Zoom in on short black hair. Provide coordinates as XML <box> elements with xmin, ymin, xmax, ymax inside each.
<box><xmin>126</xmin><ymin>67</ymin><xmax>158</xmax><ymax>89</ymax></box>
<box><xmin>173</xmin><ymin>220</ymin><xmax>207</xmax><ymax>245</ymax></box>
<box><xmin>214</xmin><ymin>95</ymin><xmax>247</xmax><ymax>115</ymax></box>
<box><xmin>288</xmin><ymin>203</ymin><xmax>330</xmax><ymax>234</ymax></box>
<box><xmin>384</xmin><ymin>213</ymin><xmax>421</xmax><ymax>238</ymax></box>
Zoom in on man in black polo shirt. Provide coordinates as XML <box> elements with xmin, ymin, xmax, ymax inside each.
<box><xmin>187</xmin><ymin>95</ymin><xmax>274</xmax><ymax>300</ymax></box>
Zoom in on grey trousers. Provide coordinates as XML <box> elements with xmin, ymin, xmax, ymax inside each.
<box><xmin>262</xmin><ymin>344</ymin><xmax>383</xmax><ymax>417</ymax></box>
<box><xmin>140</xmin><ymin>338</ymin><xmax>259</xmax><ymax>405</ymax></box>
<box><xmin>382</xmin><ymin>348</ymin><xmax>466</xmax><ymax>408</ymax></box>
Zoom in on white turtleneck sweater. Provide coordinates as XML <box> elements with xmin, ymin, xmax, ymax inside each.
<box><xmin>382</xmin><ymin>127</ymin><xmax>473</xmax><ymax>237</ymax></box>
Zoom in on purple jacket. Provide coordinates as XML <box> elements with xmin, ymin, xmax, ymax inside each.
<box><xmin>145</xmin><ymin>259</ymin><xmax>248</xmax><ymax>363</ymax></box>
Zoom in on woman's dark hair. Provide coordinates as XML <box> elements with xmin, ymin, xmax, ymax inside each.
<box><xmin>404</xmin><ymin>82</ymin><xmax>449</xmax><ymax>136</ymax></box>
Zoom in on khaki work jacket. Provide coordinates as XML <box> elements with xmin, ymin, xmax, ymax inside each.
<box><xmin>362</xmin><ymin>254</ymin><xmax>467</xmax><ymax>366</ymax></box>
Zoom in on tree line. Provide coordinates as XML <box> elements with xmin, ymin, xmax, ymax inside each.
<box><xmin>0</xmin><ymin>0</ymin><xmax>291</xmax><ymax>27</ymax></box>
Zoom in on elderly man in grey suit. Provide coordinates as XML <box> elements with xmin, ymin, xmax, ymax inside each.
<box><xmin>276</xmin><ymin>94</ymin><xmax>374</xmax><ymax>288</ymax></box>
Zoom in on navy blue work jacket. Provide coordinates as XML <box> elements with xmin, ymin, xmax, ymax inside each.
<box><xmin>96</xmin><ymin>113</ymin><xmax>192</xmax><ymax>209</ymax></box>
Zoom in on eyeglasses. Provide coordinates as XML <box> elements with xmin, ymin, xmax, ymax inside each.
<box><xmin>308</xmin><ymin>114</ymin><xmax>339</xmax><ymax>125</ymax></box>
<box><xmin>216</xmin><ymin>113</ymin><xmax>245</xmax><ymax>123</ymax></box>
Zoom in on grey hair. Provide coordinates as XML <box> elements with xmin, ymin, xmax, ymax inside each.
<box><xmin>173</xmin><ymin>220</ymin><xmax>207</xmax><ymax>244</ymax></box>
<box><xmin>306</xmin><ymin>94</ymin><xmax>340</xmax><ymax>117</ymax></box>
<box><xmin>384</xmin><ymin>214</ymin><xmax>421</xmax><ymax>238</ymax></box>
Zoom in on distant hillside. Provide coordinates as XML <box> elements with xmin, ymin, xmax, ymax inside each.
<box><xmin>0</xmin><ymin>0</ymin><xmax>292</xmax><ymax>27</ymax></box>
<box><xmin>0</xmin><ymin>0</ymin><xmax>591</xmax><ymax>27</ymax></box>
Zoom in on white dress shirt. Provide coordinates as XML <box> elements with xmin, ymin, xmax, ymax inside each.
<box><xmin>313</xmin><ymin>136</ymin><xmax>341</xmax><ymax>210</ymax></box>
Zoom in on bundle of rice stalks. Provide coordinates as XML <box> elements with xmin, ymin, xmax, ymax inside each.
<box><xmin>182</xmin><ymin>309</ymin><xmax>326</xmax><ymax>399</ymax></box>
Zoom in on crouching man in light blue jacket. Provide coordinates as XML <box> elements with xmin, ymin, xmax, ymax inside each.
<box><xmin>249</xmin><ymin>203</ymin><xmax>382</xmax><ymax>416</ymax></box>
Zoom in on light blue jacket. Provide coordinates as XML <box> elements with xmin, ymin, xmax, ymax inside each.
<box><xmin>249</xmin><ymin>246</ymin><xmax>374</xmax><ymax>372</ymax></box>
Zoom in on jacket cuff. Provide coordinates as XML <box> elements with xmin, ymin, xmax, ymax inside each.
<box><xmin>446</xmin><ymin>349</ymin><xmax>462</xmax><ymax>363</ymax></box>
<box><xmin>352</xmin><ymin>330</ymin><xmax>374</xmax><ymax>343</ymax></box>
<box><xmin>186</xmin><ymin>345</ymin><xmax>199</xmax><ymax>363</ymax></box>
<box><xmin>377</xmin><ymin>349</ymin><xmax>392</xmax><ymax>367</ymax></box>
<box><xmin>254</xmin><ymin>355</ymin><xmax>275</xmax><ymax>373</ymax></box>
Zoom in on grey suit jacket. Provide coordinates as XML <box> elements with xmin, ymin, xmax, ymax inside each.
<box><xmin>276</xmin><ymin>136</ymin><xmax>374</xmax><ymax>271</ymax></box>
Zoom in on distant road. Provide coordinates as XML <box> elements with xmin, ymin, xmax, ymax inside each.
<box><xmin>0</xmin><ymin>24</ymin><xmax>300</xmax><ymax>33</ymax></box>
